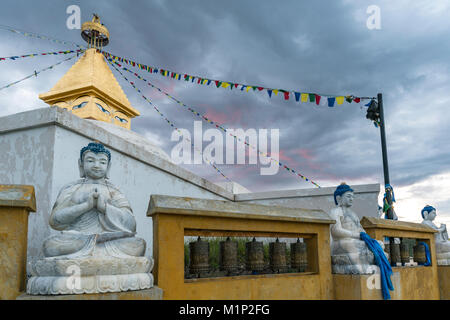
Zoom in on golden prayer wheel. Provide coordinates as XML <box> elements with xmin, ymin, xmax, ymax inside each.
<box><xmin>189</xmin><ymin>236</ymin><xmax>210</xmax><ymax>274</ymax></box>
<box><xmin>269</xmin><ymin>238</ymin><xmax>287</xmax><ymax>272</ymax></box>
<box><xmin>400</xmin><ymin>242</ymin><xmax>410</xmax><ymax>265</ymax></box>
<box><xmin>245</xmin><ymin>238</ymin><xmax>264</xmax><ymax>272</ymax></box>
<box><xmin>390</xmin><ymin>243</ymin><xmax>401</xmax><ymax>266</ymax></box>
<box><xmin>413</xmin><ymin>243</ymin><xmax>427</xmax><ymax>265</ymax></box>
<box><xmin>290</xmin><ymin>239</ymin><xmax>308</xmax><ymax>272</ymax></box>
<box><xmin>219</xmin><ymin>237</ymin><xmax>238</xmax><ymax>273</ymax></box>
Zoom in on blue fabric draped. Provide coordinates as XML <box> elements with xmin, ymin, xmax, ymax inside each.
<box><xmin>360</xmin><ymin>232</ymin><xmax>394</xmax><ymax>300</ymax></box>
<box><xmin>418</xmin><ymin>242</ymin><xmax>431</xmax><ymax>266</ymax></box>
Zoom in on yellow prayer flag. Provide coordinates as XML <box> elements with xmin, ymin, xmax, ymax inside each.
<box><xmin>246</xmin><ymin>86</ymin><xmax>251</xmax><ymax>92</ymax></box>
<box><xmin>221</xmin><ymin>82</ymin><xmax>230</xmax><ymax>88</ymax></box>
<box><xmin>273</xmin><ymin>89</ymin><xmax>279</xmax><ymax>96</ymax></box>
<box><xmin>336</xmin><ymin>96</ymin><xmax>345</xmax><ymax>105</ymax></box>
<box><xmin>301</xmin><ymin>93</ymin><xmax>308</xmax><ymax>102</ymax></box>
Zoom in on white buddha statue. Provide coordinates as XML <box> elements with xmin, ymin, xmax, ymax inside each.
<box><xmin>421</xmin><ymin>205</ymin><xmax>450</xmax><ymax>265</ymax></box>
<box><xmin>329</xmin><ymin>183</ymin><xmax>385</xmax><ymax>274</ymax></box>
<box><xmin>27</xmin><ymin>142</ymin><xmax>154</xmax><ymax>295</ymax></box>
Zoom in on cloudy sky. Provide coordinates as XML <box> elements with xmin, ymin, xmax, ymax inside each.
<box><xmin>1</xmin><ymin>0</ymin><xmax>449</xmax><ymax>225</ymax></box>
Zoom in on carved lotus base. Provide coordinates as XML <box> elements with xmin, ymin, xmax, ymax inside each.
<box><xmin>27</xmin><ymin>273</ymin><xmax>153</xmax><ymax>295</ymax></box>
<box><xmin>26</xmin><ymin>257</ymin><xmax>154</xmax><ymax>295</ymax></box>
<box><xmin>437</xmin><ymin>259</ymin><xmax>450</xmax><ymax>266</ymax></box>
<box><xmin>332</xmin><ymin>263</ymin><xmax>378</xmax><ymax>275</ymax></box>
<box><xmin>436</xmin><ymin>252</ymin><xmax>450</xmax><ymax>266</ymax></box>
<box><xmin>331</xmin><ymin>253</ymin><xmax>378</xmax><ymax>275</ymax></box>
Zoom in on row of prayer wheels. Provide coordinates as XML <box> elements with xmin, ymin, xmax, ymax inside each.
<box><xmin>383</xmin><ymin>240</ymin><xmax>429</xmax><ymax>266</ymax></box>
<box><xmin>188</xmin><ymin>237</ymin><xmax>308</xmax><ymax>275</ymax></box>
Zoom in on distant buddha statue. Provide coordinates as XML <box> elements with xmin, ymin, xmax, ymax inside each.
<box><xmin>27</xmin><ymin>142</ymin><xmax>153</xmax><ymax>295</ymax></box>
<box><xmin>329</xmin><ymin>183</ymin><xmax>384</xmax><ymax>274</ymax></box>
<box><xmin>421</xmin><ymin>205</ymin><xmax>450</xmax><ymax>265</ymax></box>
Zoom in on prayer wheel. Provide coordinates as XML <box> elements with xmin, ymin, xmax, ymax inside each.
<box><xmin>189</xmin><ymin>236</ymin><xmax>210</xmax><ymax>274</ymax></box>
<box><xmin>290</xmin><ymin>239</ymin><xmax>308</xmax><ymax>272</ymax></box>
<box><xmin>219</xmin><ymin>237</ymin><xmax>238</xmax><ymax>273</ymax></box>
<box><xmin>413</xmin><ymin>243</ymin><xmax>427</xmax><ymax>265</ymax></box>
<box><xmin>390</xmin><ymin>243</ymin><xmax>401</xmax><ymax>266</ymax></box>
<box><xmin>400</xmin><ymin>242</ymin><xmax>410</xmax><ymax>265</ymax></box>
<box><xmin>384</xmin><ymin>243</ymin><xmax>391</xmax><ymax>263</ymax></box>
<box><xmin>245</xmin><ymin>238</ymin><xmax>264</xmax><ymax>272</ymax></box>
<box><xmin>269</xmin><ymin>238</ymin><xmax>287</xmax><ymax>272</ymax></box>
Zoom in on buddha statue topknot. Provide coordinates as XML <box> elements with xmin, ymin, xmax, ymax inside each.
<box><xmin>421</xmin><ymin>205</ymin><xmax>450</xmax><ymax>265</ymax></box>
<box><xmin>329</xmin><ymin>183</ymin><xmax>387</xmax><ymax>274</ymax></box>
<box><xmin>27</xmin><ymin>142</ymin><xmax>154</xmax><ymax>295</ymax></box>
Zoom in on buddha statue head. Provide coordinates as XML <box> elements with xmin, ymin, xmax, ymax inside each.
<box><xmin>421</xmin><ymin>205</ymin><xmax>436</xmax><ymax>221</ymax></box>
<box><xmin>334</xmin><ymin>183</ymin><xmax>354</xmax><ymax>208</ymax></box>
<box><xmin>78</xmin><ymin>142</ymin><xmax>112</xmax><ymax>179</ymax></box>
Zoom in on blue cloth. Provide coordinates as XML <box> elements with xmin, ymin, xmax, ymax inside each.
<box><xmin>333</xmin><ymin>184</ymin><xmax>354</xmax><ymax>205</ymax></box>
<box><xmin>418</xmin><ymin>242</ymin><xmax>431</xmax><ymax>266</ymax></box>
<box><xmin>360</xmin><ymin>232</ymin><xmax>394</xmax><ymax>300</ymax></box>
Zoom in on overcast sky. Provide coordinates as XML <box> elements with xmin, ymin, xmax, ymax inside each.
<box><xmin>1</xmin><ymin>0</ymin><xmax>449</xmax><ymax>225</ymax></box>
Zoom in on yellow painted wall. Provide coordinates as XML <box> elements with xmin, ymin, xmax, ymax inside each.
<box><xmin>0</xmin><ymin>185</ymin><xmax>35</xmax><ymax>300</ymax></box>
<box><xmin>153</xmin><ymin>213</ymin><xmax>334</xmax><ymax>300</ymax></box>
<box><xmin>438</xmin><ymin>266</ymin><xmax>450</xmax><ymax>300</ymax></box>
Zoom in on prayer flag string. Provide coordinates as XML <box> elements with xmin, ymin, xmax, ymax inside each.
<box><xmin>105</xmin><ymin>58</ymin><xmax>232</xmax><ymax>183</ymax></box>
<box><xmin>102</xmin><ymin>51</ymin><xmax>372</xmax><ymax>107</ymax></box>
<box><xmin>0</xmin><ymin>25</ymin><xmax>85</xmax><ymax>49</ymax></box>
<box><xmin>0</xmin><ymin>49</ymin><xmax>85</xmax><ymax>62</ymax></box>
<box><xmin>106</xmin><ymin>55</ymin><xmax>320</xmax><ymax>188</ymax></box>
<box><xmin>0</xmin><ymin>55</ymin><xmax>78</xmax><ymax>92</ymax></box>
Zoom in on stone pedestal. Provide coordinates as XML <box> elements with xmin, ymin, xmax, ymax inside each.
<box><xmin>438</xmin><ymin>266</ymin><xmax>450</xmax><ymax>300</ymax></box>
<box><xmin>0</xmin><ymin>185</ymin><xmax>36</xmax><ymax>300</ymax></box>
<box><xmin>17</xmin><ymin>287</ymin><xmax>163</xmax><ymax>300</ymax></box>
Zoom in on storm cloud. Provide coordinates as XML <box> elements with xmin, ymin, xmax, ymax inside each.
<box><xmin>1</xmin><ymin>0</ymin><xmax>449</xmax><ymax>224</ymax></box>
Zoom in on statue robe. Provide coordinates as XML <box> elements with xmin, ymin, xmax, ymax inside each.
<box><xmin>44</xmin><ymin>179</ymin><xmax>145</xmax><ymax>259</ymax></box>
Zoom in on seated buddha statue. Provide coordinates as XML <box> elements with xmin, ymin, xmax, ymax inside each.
<box><xmin>329</xmin><ymin>183</ymin><xmax>385</xmax><ymax>274</ymax></box>
<box><xmin>421</xmin><ymin>205</ymin><xmax>450</xmax><ymax>265</ymax></box>
<box><xmin>27</xmin><ymin>142</ymin><xmax>153</xmax><ymax>295</ymax></box>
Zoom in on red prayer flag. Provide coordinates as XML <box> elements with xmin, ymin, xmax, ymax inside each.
<box><xmin>284</xmin><ymin>91</ymin><xmax>290</xmax><ymax>100</ymax></box>
<box><xmin>354</xmin><ymin>98</ymin><xmax>361</xmax><ymax>103</ymax></box>
<box><xmin>315</xmin><ymin>95</ymin><xmax>321</xmax><ymax>105</ymax></box>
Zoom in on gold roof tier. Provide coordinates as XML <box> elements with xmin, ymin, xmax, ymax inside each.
<box><xmin>39</xmin><ymin>15</ymin><xmax>139</xmax><ymax>130</ymax></box>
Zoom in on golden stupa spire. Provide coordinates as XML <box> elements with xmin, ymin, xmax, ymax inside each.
<box><xmin>39</xmin><ymin>14</ymin><xmax>139</xmax><ymax>130</ymax></box>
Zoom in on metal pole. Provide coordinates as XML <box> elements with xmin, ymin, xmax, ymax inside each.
<box><xmin>378</xmin><ymin>93</ymin><xmax>394</xmax><ymax>220</ymax></box>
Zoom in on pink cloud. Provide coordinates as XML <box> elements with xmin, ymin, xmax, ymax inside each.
<box><xmin>290</xmin><ymin>148</ymin><xmax>316</xmax><ymax>161</ymax></box>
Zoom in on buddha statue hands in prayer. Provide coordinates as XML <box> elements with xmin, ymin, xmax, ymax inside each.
<box><xmin>421</xmin><ymin>205</ymin><xmax>450</xmax><ymax>265</ymax></box>
<box><xmin>27</xmin><ymin>142</ymin><xmax>153</xmax><ymax>295</ymax></box>
<box><xmin>329</xmin><ymin>183</ymin><xmax>384</xmax><ymax>274</ymax></box>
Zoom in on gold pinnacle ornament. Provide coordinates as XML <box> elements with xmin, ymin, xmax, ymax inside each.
<box><xmin>81</xmin><ymin>14</ymin><xmax>110</xmax><ymax>49</ymax></box>
<box><xmin>39</xmin><ymin>14</ymin><xmax>140</xmax><ymax>130</ymax></box>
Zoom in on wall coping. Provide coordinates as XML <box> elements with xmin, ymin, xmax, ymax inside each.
<box><xmin>0</xmin><ymin>185</ymin><xmax>36</xmax><ymax>212</ymax></box>
<box><xmin>235</xmin><ymin>183</ymin><xmax>380</xmax><ymax>201</ymax></box>
<box><xmin>0</xmin><ymin>107</ymin><xmax>234</xmax><ymax>200</ymax></box>
<box><xmin>361</xmin><ymin>217</ymin><xmax>437</xmax><ymax>234</ymax></box>
<box><xmin>147</xmin><ymin>195</ymin><xmax>335</xmax><ymax>224</ymax></box>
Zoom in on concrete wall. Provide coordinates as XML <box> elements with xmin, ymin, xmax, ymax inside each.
<box><xmin>235</xmin><ymin>184</ymin><xmax>381</xmax><ymax>220</ymax></box>
<box><xmin>0</xmin><ymin>108</ymin><xmax>233</xmax><ymax>273</ymax></box>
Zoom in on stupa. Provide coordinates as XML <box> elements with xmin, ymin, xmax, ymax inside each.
<box><xmin>38</xmin><ymin>14</ymin><xmax>140</xmax><ymax>129</ymax></box>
